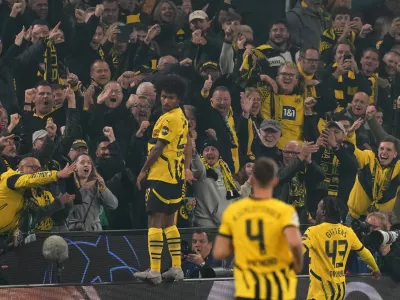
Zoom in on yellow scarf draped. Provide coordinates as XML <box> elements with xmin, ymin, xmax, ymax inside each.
<box><xmin>298</xmin><ymin>62</ymin><xmax>316</xmax><ymax>98</ymax></box>
<box><xmin>200</xmin><ymin>156</ymin><xmax>238</xmax><ymax>198</ymax></box>
<box><xmin>227</xmin><ymin>108</ymin><xmax>240</xmax><ymax>173</ymax></box>
<box><xmin>38</xmin><ymin>39</ymin><xmax>60</xmax><ymax>83</ymax></box>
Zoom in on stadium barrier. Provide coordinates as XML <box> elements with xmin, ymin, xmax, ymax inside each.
<box><xmin>0</xmin><ymin>276</ymin><xmax>399</xmax><ymax>299</ymax></box>
<box><xmin>0</xmin><ymin>229</ymin><xmax>221</xmax><ymax>284</ymax></box>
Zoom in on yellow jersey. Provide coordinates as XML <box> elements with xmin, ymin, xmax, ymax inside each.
<box><xmin>260</xmin><ymin>93</ymin><xmax>304</xmax><ymax>149</ymax></box>
<box><xmin>303</xmin><ymin>223</ymin><xmax>363</xmax><ymax>300</ymax></box>
<box><xmin>0</xmin><ymin>169</ymin><xmax>58</xmax><ymax>233</ymax></box>
<box><xmin>147</xmin><ymin>107</ymin><xmax>188</xmax><ymax>184</ymax></box>
<box><xmin>219</xmin><ymin>197</ymin><xmax>300</xmax><ymax>300</ymax></box>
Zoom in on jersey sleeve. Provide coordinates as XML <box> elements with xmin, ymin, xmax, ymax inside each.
<box><xmin>7</xmin><ymin>171</ymin><xmax>58</xmax><ymax>190</ymax></box>
<box><xmin>302</xmin><ymin>227</ymin><xmax>314</xmax><ymax>254</ymax></box>
<box><xmin>281</xmin><ymin>205</ymin><xmax>300</xmax><ymax>229</ymax></box>
<box><xmin>156</xmin><ymin>116</ymin><xmax>178</xmax><ymax>144</ymax></box>
<box><xmin>350</xmin><ymin>229</ymin><xmax>364</xmax><ymax>251</ymax></box>
<box><xmin>218</xmin><ymin>206</ymin><xmax>233</xmax><ymax>239</ymax></box>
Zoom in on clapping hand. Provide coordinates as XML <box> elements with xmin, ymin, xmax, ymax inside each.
<box><xmin>240</xmin><ymin>92</ymin><xmax>253</xmax><ymax>118</ymax></box>
<box><xmin>56</xmin><ymin>163</ymin><xmax>77</xmax><ymax>179</ymax></box>
<box><xmin>56</xmin><ymin>192</ymin><xmax>76</xmax><ymax>205</ymax></box>
<box><xmin>298</xmin><ymin>142</ymin><xmax>319</xmax><ymax>162</ymax></box>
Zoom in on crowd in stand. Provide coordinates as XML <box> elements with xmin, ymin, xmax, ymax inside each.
<box><xmin>0</xmin><ymin>0</ymin><xmax>399</xmax><ymax>262</ymax></box>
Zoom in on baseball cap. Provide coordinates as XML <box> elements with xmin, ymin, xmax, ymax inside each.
<box><xmin>326</xmin><ymin>121</ymin><xmax>346</xmax><ymax>133</ymax></box>
<box><xmin>260</xmin><ymin>120</ymin><xmax>281</xmax><ymax>132</ymax></box>
<box><xmin>189</xmin><ymin>10</ymin><xmax>208</xmax><ymax>22</ymax></box>
<box><xmin>200</xmin><ymin>61</ymin><xmax>218</xmax><ymax>72</ymax></box>
<box><xmin>32</xmin><ymin>130</ymin><xmax>48</xmax><ymax>143</ymax></box>
<box><xmin>71</xmin><ymin>139</ymin><xmax>88</xmax><ymax>150</ymax></box>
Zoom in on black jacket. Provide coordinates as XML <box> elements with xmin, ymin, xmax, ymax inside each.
<box><xmin>195</xmin><ymin>97</ymin><xmax>236</xmax><ymax>172</ymax></box>
<box><xmin>182</xmin><ymin>30</ymin><xmax>223</xmax><ymax>69</ymax></box>
<box><xmin>274</xmin><ymin>157</ymin><xmax>325</xmax><ymax>217</ymax></box>
<box><xmin>313</xmin><ymin>142</ymin><xmax>358</xmax><ymax>206</ymax></box>
<box><xmin>96</xmin><ymin>142</ymin><xmax>137</xmax><ymax>230</ymax></box>
<box><xmin>0</xmin><ymin>44</ymin><xmax>21</xmax><ymax>114</ymax></box>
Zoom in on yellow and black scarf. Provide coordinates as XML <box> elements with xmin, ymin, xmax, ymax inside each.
<box><xmin>200</xmin><ymin>156</ymin><xmax>239</xmax><ymax>199</ymax></box>
<box><xmin>38</xmin><ymin>39</ymin><xmax>60</xmax><ymax>83</ymax></box>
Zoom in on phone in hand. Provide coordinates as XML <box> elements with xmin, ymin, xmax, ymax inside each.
<box><xmin>343</xmin><ymin>53</ymin><xmax>352</xmax><ymax>61</ymax></box>
<box><xmin>117</xmin><ymin>24</ymin><xmax>134</xmax><ymax>43</ymax></box>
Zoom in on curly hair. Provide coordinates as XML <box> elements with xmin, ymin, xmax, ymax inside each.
<box><xmin>321</xmin><ymin>196</ymin><xmax>341</xmax><ymax>223</ymax></box>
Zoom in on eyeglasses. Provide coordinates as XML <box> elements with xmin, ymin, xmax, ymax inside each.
<box><xmin>110</xmin><ymin>90</ymin><xmax>122</xmax><ymax>95</ymax></box>
<box><xmin>22</xmin><ymin>165</ymin><xmax>41</xmax><ymax>171</ymax></box>
<box><xmin>279</xmin><ymin>72</ymin><xmax>297</xmax><ymax>79</ymax></box>
<box><xmin>282</xmin><ymin>150</ymin><xmax>300</xmax><ymax>156</ymax></box>
<box><xmin>301</xmin><ymin>56</ymin><xmax>320</xmax><ymax>64</ymax></box>
<box><xmin>132</xmin><ymin>104</ymin><xmax>151</xmax><ymax>111</ymax></box>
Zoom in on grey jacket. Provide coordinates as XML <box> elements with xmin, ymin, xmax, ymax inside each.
<box><xmin>220</xmin><ymin>42</ymin><xmax>235</xmax><ymax>75</ymax></box>
<box><xmin>61</xmin><ymin>186</ymin><xmax>118</xmax><ymax>231</ymax></box>
<box><xmin>191</xmin><ymin>152</ymin><xmax>238</xmax><ymax>227</ymax></box>
<box><xmin>286</xmin><ymin>3</ymin><xmax>330</xmax><ymax>49</ymax></box>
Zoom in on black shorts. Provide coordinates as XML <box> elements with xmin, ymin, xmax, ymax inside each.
<box><xmin>145</xmin><ymin>180</ymin><xmax>185</xmax><ymax>215</ymax></box>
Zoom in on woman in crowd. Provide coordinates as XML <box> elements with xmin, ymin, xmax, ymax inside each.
<box><xmin>151</xmin><ymin>0</ymin><xmax>188</xmax><ymax>57</ymax></box>
<box><xmin>62</xmin><ymin>154</ymin><xmax>118</xmax><ymax>231</ymax></box>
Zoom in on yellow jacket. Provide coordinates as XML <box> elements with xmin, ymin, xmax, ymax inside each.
<box><xmin>348</xmin><ymin>147</ymin><xmax>400</xmax><ymax>218</ymax></box>
<box><xmin>0</xmin><ymin>169</ymin><xmax>58</xmax><ymax>233</ymax></box>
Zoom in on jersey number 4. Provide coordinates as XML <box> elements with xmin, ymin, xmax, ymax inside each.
<box><xmin>325</xmin><ymin>240</ymin><xmax>348</xmax><ymax>268</ymax></box>
<box><xmin>246</xmin><ymin>219</ymin><xmax>266</xmax><ymax>255</ymax></box>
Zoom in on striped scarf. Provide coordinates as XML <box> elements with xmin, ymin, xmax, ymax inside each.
<box><xmin>40</xmin><ymin>39</ymin><xmax>59</xmax><ymax>83</ymax></box>
<box><xmin>200</xmin><ymin>156</ymin><xmax>239</xmax><ymax>200</ymax></box>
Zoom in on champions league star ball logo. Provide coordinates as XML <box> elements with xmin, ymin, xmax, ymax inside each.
<box><xmin>42</xmin><ymin>235</ymin><xmax>141</xmax><ymax>284</ymax></box>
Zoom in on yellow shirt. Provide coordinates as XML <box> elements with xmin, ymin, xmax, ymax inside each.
<box><xmin>147</xmin><ymin>107</ymin><xmax>188</xmax><ymax>184</ymax></box>
<box><xmin>260</xmin><ymin>93</ymin><xmax>305</xmax><ymax>149</ymax></box>
<box><xmin>0</xmin><ymin>169</ymin><xmax>58</xmax><ymax>233</ymax></box>
<box><xmin>219</xmin><ymin>197</ymin><xmax>299</xmax><ymax>299</ymax></box>
<box><xmin>303</xmin><ymin>223</ymin><xmax>367</xmax><ymax>300</ymax></box>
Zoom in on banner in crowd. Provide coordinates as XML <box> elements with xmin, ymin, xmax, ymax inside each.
<box><xmin>0</xmin><ymin>276</ymin><xmax>399</xmax><ymax>299</ymax></box>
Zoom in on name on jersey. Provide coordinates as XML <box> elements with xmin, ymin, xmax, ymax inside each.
<box><xmin>329</xmin><ymin>270</ymin><xmax>345</xmax><ymax>277</ymax></box>
<box><xmin>232</xmin><ymin>207</ymin><xmax>281</xmax><ymax>221</ymax></box>
<box><xmin>247</xmin><ymin>258</ymin><xmax>277</xmax><ymax>267</ymax></box>
<box><xmin>326</xmin><ymin>227</ymin><xmax>347</xmax><ymax>238</ymax></box>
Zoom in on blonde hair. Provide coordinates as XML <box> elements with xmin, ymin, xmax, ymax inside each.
<box><xmin>244</xmin><ymin>87</ymin><xmax>261</xmax><ymax>98</ymax></box>
<box><xmin>278</xmin><ymin>62</ymin><xmax>299</xmax><ymax>76</ymax></box>
<box><xmin>73</xmin><ymin>154</ymin><xmax>101</xmax><ymax>187</ymax></box>
<box><xmin>367</xmin><ymin>212</ymin><xmax>390</xmax><ymax>231</ymax></box>
<box><xmin>152</xmin><ymin>0</ymin><xmax>178</xmax><ymax>24</ymax></box>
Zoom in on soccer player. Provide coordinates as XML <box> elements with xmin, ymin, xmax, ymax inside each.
<box><xmin>135</xmin><ymin>75</ymin><xmax>191</xmax><ymax>285</ymax></box>
<box><xmin>303</xmin><ymin>196</ymin><xmax>381</xmax><ymax>300</ymax></box>
<box><xmin>213</xmin><ymin>157</ymin><xmax>304</xmax><ymax>300</ymax></box>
